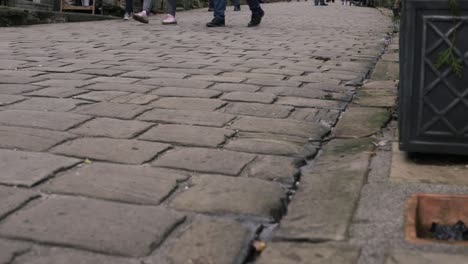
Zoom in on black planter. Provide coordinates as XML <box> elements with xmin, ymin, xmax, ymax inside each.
<box><xmin>399</xmin><ymin>0</ymin><xmax>468</xmax><ymax>155</ymax></box>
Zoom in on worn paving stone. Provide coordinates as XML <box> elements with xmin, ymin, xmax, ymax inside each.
<box><xmin>138</xmin><ymin>108</ymin><xmax>235</xmax><ymax>127</ymax></box>
<box><xmin>69</xmin><ymin>118</ymin><xmax>152</xmax><ymax>138</ymax></box>
<box><xmin>121</xmin><ymin>70</ymin><xmax>188</xmax><ymax>79</ymax></box>
<box><xmin>75</xmin><ymin>102</ymin><xmax>151</xmax><ymax>119</ymax></box>
<box><xmin>225</xmin><ymin>138</ymin><xmax>318</xmax><ymax>158</ymax></box>
<box><xmin>0</xmin><ymin>110</ymin><xmax>91</xmax><ymax>131</ymax></box>
<box><xmin>389</xmin><ymin>143</ymin><xmax>468</xmax><ymax>185</ymax></box>
<box><xmin>73</xmin><ymin>91</ymin><xmax>130</xmax><ymax>102</ymax></box>
<box><xmin>151</xmin><ymin>218</ymin><xmax>251</xmax><ymax>264</ymax></box>
<box><xmin>256</xmin><ymin>242</ymin><xmax>360</xmax><ymax>264</ymax></box>
<box><xmin>139</xmin><ymin>78</ymin><xmax>213</xmax><ymax>89</ymax></box>
<box><xmin>170</xmin><ymin>175</ymin><xmax>286</xmax><ymax>220</ymax></box>
<box><xmin>43</xmin><ymin>163</ymin><xmax>187</xmax><ymax>205</ymax></box>
<box><xmin>0</xmin><ymin>70</ymin><xmax>44</xmax><ymax>77</ymax></box>
<box><xmin>77</xmin><ymin>68</ymin><xmax>125</xmax><ymax>77</ymax></box>
<box><xmin>210</xmin><ymin>83</ymin><xmax>261</xmax><ymax>92</ymax></box>
<box><xmin>153</xmin><ymin>147</ymin><xmax>255</xmax><ymax>175</ymax></box>
<box><xmin>371</xmin><ymin>60</ymin><xmax>399</xmax><ymax>80</ymax></box>
<box><xmin>0</xmin><ymin>149</ymin><xmax>80</xmax><ymax>187</ymax></box>
<box><xmin>384</xmin><ymin>250</ymin><xmax>468</xmax><ymax>264</ymax></box>
<box><xmin>223</xmin><ymin>102</ymin><xmax>293</xmax><ymax>119</ymax></box>
<box><xmin>109</xmin><ymin>93</ymin><xmax>159</xmax><ymax>105</ymax></box>
<box><xmin>230</xmin><ymin>116</ymin><xmax>329</xmax><ymax>139</ymax></box>
<box><xmin>263</xmin><ymin>86</ymin><xmax>352</xmax><ymax>102</ymax></box>
<box><xmin>151</xmin><ymin>87</ymin><xmax>221</xmax><ymax>98</ymax></box>
<box><xmin>139</xmin><ymin>124</ymin><xmax>234</xmax><ymax>147</ymax></box>
<box><xmin>0</xmin><ymin>186</ymin><xmax>39</xmax><ymax>219</ymax></box>
<box><xmin>0</xmin><ymin>196</ymin><xmax>185</xmax><ymax>257</ymax></box>
<box><xmin>8</xmin><ymin>98</ymin><xmax>90</xmax><ymax>112</ymax></box>
<box><xmin>51</xmin><ymin>137</ymin><xmax>170</xmax><ymax>164</ymax></box>
<box><xmin>23</xmin><ymin>87</ymin><xmax>88</xmax><ymax>98</ymax></box>
<box><xmin>32</xmin><ymin>79</ymin><xmax>93</xmax><ymax>88</ymax></box>
<box><xmin>83</xmin><ymin>82</ymin><xmax>154</xmax><ymax>93</ymax></box>
<box><xmin>276</xmin><ymin>138</ymin><xmax>374</xmax><ymax>241</ymax></box>
<box><xmin>38</xmin><ymin>73</ymin><xmax>95</xmax><ymax>80</ymax></box>
<box><xmin>0</xmin><ymin>239</ymin><xmax>31</xmax><ymax>264</ymax></box>
<box><xmin>289</xmin><ymin>108</ymin><xmax>340</xmax><ymax>127</ymax></box>
<box><xmin>244</xmin><ymin>155</ymin><xmax>302</xmax><ymax>185</ymax></box>
<box><xmin>151</xmin><ymin>97</ymin><xmax>225</xmax><ymax>111</ymax></box>
<box><xmin>245</xmin><ymin>78</ymin><xmax>301</xmax><ymax>87</ymax></box>
<box><xmin>190</xmin><ymin>75</ymin><xmax>245</xmax><ymax>83</ymax></box>
<box><xmin>0</xmin><ymin>126</ymin><xmax>76</xmax><ymax>151</ymax></box>
<box><xmin>334</xmin><ymin>107</ymin><xmax>390</xmax><ymax>138</ymax></box>
<box><xmin>89</xmin><ymin>76</ymin><xmax>139</xmax><ymax>84</ymax></box>
<box><xmin>221</xmin><ymin>92</ymin><xmax>277</xmax><ymax>104</ymax></box>
<box><xmin>0</xmin><ymin>94</ymin><xmax>25</xmax><ymax>106</ymax></box>
<box><xmin>0</xmin><ymin>84</ymin><xmax>43</xmax><ymax>95</ymax></box>
<box><xmin>0</xmin><ymin>76</ymin><xmax>46</xmax><ymax>84</ymax></box>
<box><xmin>13</xmin><ymin>246</ymin><xmax>141</xmax><ymax>264</ymax></box>
<box><xmin>276</xmin><ymin>97</ymin><xmax>347</xmax><ymax>110</ymax></box>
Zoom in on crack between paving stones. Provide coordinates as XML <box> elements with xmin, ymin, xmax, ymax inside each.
<box><xmin>0</xmin><ymin>194</ymin><xmax>40</xmax><ymax>223</ymax></box>
<box><xmin>4</xmin><ymin>242</ymin><xmax>32</xmax><ymax>264</ymax></box>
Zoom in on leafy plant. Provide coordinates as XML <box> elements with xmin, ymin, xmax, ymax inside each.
<box><xmin>434</xmin><ymin>0</ymin><xmax>464</xmax><ymax>79</ymax></box>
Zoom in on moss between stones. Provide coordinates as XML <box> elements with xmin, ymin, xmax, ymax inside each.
<box><xmin>328</xmin><ymin>138</ymin><xmax>374</xmax><ymax>155</ymax></box>
<box><xmin>368</xmin><ymin>109</ymin><xmax>391</xmax><ymax>128</ymax></box>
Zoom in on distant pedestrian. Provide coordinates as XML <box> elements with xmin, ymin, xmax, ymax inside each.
<box><xmin>209</xmin><ymin>0</ymin><xmax>241</xmax><ymax>12</ymax></box>
<box><xmin>314</xmin><ymin>0</ymin><xmax>327</xmax><ymax>5</ymax></box>
<box><xmin>133</xmin><ymin>0</ymin><xmax>178</xmax><ymax>24</ymax></box>
<box><xmin>206</xmin><ymin>0</ymin><xmax>263</xmax><ymax>27</ymax></box>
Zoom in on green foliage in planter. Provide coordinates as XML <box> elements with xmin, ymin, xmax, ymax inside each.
<box><xmin>435</xmin><ymin>0</ymin><xmax>464</xmax><ymax>78</ymax></box>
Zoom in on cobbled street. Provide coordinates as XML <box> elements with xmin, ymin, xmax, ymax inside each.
<box><xmin>0</xmin><ymin>3</ymin><xmax>392</xmax><ymax>263</ymax></box>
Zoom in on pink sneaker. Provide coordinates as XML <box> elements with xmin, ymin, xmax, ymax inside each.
<box><xmin>162</xmin><ymin>14</ymin><xmax>177</xmax><ymax>25</ymax></box>
<box><xmin>133</xmin><ymin>11</ymin><xmax>149</xmax><ymax>24</ymax></box>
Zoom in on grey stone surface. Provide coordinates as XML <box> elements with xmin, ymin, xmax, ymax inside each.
<box><xmin>43</xmin><ymin>163</ymin><xmax>187</xmax><ymax>205</ymax></box>
<box><xmin>75</xmin><ymin>102</ymin><xmax>151</xmax><ymax>119</ymax></box>
<box><xmin>0</xmin><ymin>149</ymin><xmax>80</xmax><ymax>187</ymax></box>
<box><xmin>0</xmin><ymin>110</ymin><xmax>91</xmax><ymax>131</ymax></box>
<box><xmin>151</xmin><ymin>97</ymin><xmax>225</xmax><ymax>111</ymax></box>
<box><xmin>0</xmin><ymin>84</ymin><xmax>43</xmax><ymax>95</ymax></box>
<box><xmin>153</xmin><ymin>148</ymin><xmax>255</xmax><ymax>175</ymax></box>
<box><xmin>244</xmin><ymin>155</ymin><xmax>302</xmax><ymax>185</ymax></box>
<box><xmin>384</xmin><ymin>250</ymin><xmax>468</xmax><ymax>264</ymax></box>
<box><xmin>170</xmin><ymin>175</ymin><xmax>286</xmax><ymax>220</ymax></box>
<box><xmin>74</xmin><ymin>91</ymin><xmax>130</xmax><ymax>102</ymax></box>
<box><xmin>151</xmin><ymin>87</ymin><xmax>221</xmax><ymax>98</ymax></box>
<box><xmin>256</xmin><ymin>242</ymin><xmax>361</xmax><ymax>264</ymax></box>
<box><xmin>0</xmin><ymin>197</ymin><xmax>185</xmax><ymax>257</ymax></box>
<box><xmin>0</xmin><ymin>239</ymin><xmax>30</xmax><ymax>264</ymax></box>
<box><xmin>138</xmin><ymin>78</ymin><xmax>212</xmax><ymax>89</ymax></box>
<box><xmin>230</xmin><ymin>116</ymin><xmax>329</xmax><ymax>139</ymax></box>
<box><xmin>0</xmin><ymin>186</ymin><xmax>39</xmax><ymax>219</ymax></box>
<box><xmin>82</xmin><ymin>82</ymin><xmax>154</xmax><ymax>93</ymax></box>
<box><xmin>13</xmin><ymin>246</ymin><xmax>141</xmax><ymax>264</ymax></box>
<box><xmin>23</xmin><ymin>87</ymin><xmax>88</xmax><ymax>98</ymax></box>
<box><xmin>0</xmin><ymin>94</ymin><xmax>25</xmax><ymax>106</ymax></box>
<box><xmin>69</xmin><ymin>118</ymin><xmax>153</xmax><ymax>139</ymax></box>
<box><xmin>334</xmin><ymin>107</ymin><xmax>390</xmax><ymax>138</ymax></box>
<box><xmin>51</xmin><ymin>137</ymin><xmax>170</xmax><ymax>164</ymax></box>
<box><xmin>210</xmin><ymin>83</ymin><xmax>261</xmax><ymax>92</ymax></box>
<box><xmin>221</xmin><ymin>92</ymin><xmax>277</xmax><ymax>103</ymax></box>
<box><xmin>139</xmin><ymin>124</ymin><xmax>234</xmax><ymax>147</ymax></box>
<box><xmin>276</xmin><ymin>139</ymin><xmax>374</xmax><ymax>241</ymax></box>
<box><xmin>223</xmin><ymin>102</ymin><xmax>293</xmax><ymax>118</ymax></box>
<box><xmin>152</xmin><ymin>218</ymin><xmax>251</xmax><ymax>264</ymax></box>
<box><xmin>138</xmin><ymin>109</ymin><xmax>235</xmax><ymax>127</ymax></box>
<box><xmin>225</xmin><ymin>138</ymin><xmax>318</xmax><ymax>158</ymax></box>
<box><xmin>8</xmin><ymin>97</ymin><xmax>89</xmax><ymax>112</ymax></box>
<box><xmin>0</xmin><ymin>126</ymin><xmax>76</xmax><ymax>151</ymax></box>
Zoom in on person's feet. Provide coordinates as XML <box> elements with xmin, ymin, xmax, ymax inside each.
<box><xmin>133</xmin><ymin>11</ymin><xmax>149</xmax><ymax>24</ymax></box>
<box><xmin>123</xmin><ymin>12</ymin><xmax>132</xmax><ymax>20</ymax></box>
<box><xmin>233</xmin><ymin>5</ymin><xmax>240</xmax><ymax>11</ymax></box>
<box><xmin>247</xmin><ymin>10</ymin><xmax>264</xmax><ymax>27</ymax></box>
<box><xmin>206</xmin><ymin>17</ymin><xmax>225</xmax><ymax>27</ymax></box>
<box><xmin>162</xmin><ymin>14</ymin><xmax>177</xmax><ymax>24</ymax></box>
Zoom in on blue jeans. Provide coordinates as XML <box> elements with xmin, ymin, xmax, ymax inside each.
<box><xmin>210</xmin><ymin>0</ymin><xmax>239</xmax><ymax>8</ymax></box>
<box><xmin>125</xmin><ymin>0</ymin><xmax>133</xmax><ymax>13</ymax></box>
<box><xmin>214</xmin><ymin>0</ymin><xmax>261</xmax><ymax>19</ymax></box>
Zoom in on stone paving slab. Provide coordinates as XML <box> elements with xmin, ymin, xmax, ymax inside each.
<box><xmin>42</xmin><ymin>163</ymin><xmax>187</xmax><ymax>205</ymax></box>
<box><xmin>0</xmin><ymin>197</ymin><xmax>185</xmax><ymax>257</ymax></box>
<box><xmin>139</xmin><ymin>124</ymin><xmax>234</xmax><ymax>147</ymax></box>
<box><xmin>334</xmin><ymin>107</ymin><xmax>390</xmax><ymax>138</ymax></box>
<box><xmin>244</xmin><ymin>155</ymin><xmax>302</xmax><ymax>185</ymax></box>
<box><xmin>0</xmin><ymin>149</ymin><xmax>80</xmax><ymax>187</ymax></box>
<box><xmin>256</xmin><ymin>242</ymin><xmax>361</xmax><ymax>264</ymax></box>
<box><xmin>7</xmin><ymin>97</ymin><xmax>90</xmax><ymax>112</ymax></box>
<box><xmin>0</xmin><ymin>186</ymin><xmax>39</xmax><ymax>219</ymax></box>
<box><xmin>0</xmin><ymin>239</ymin><xmax>31</xmax><ymax>264</ymax></box>
<box><xmin>69</xmin><ymin>118</ymin><xmax>153</xmax><ymax>139</ymax></box>
<box><xmin>150</xmin><ymin>218</ymin><xmax>252</xmax><ymax>264</ymax></box>
<box><xmin>74</xmin><ymin>102</ymin><xmax>151</xmax><ymax>120</ymax></box>
<box><xmin>151</xmin><ymin>97</ymin><xmax>225</xmax><ymax>111</ymax></box>
<box><xmin>223</xmin><ymin>102</ymin><xmax>293</xmax><ymax>119</ymax></box>
<box><xmin>384</xmin><ymin>250</ymin><xmax>468</xmax><ymax>264</ymax></box>
<box><xmin>138</xmin><ymin>108</ymin><xmax>235</xmax><ymax>127</ymax></box>
<box><xmin>23</xmin><ymin>87</ymin><xmax>88</xmax><ymax>98</ymax></box>
<box><xmin>13</xmin><ymin>246</ymin><xmax>141</xmax><ymax>264</ymax></box>
<box><xmin>51</xmin><ymin>137</ymin><xmax>170</xmax><ymax>164</ymax></box>
<box><xmin>0</xmin><ymin>110</ymin><xmax>91</xmax><ymax>131</ymax></box>
<box><xmin>170</xmin><ymin>175</ymin><xmax>286</xmax><ymax>220</ymax></box>
<box><xmin>225</xmin><ymin>138</ymin><xmax>318</xmax><ymax>158</ymax></box>
<box><xmin>0</xmin><ymin>94</ymin><xmax>25</xmax><ymax>106</ymax></box>
<box><xmin>151</xmin><ymin>87</ymin><xmax>221</xmax><ymax>98</ymax></box>
<box><xmin>0</xmin><ymin>84</ymin><xmax>43</xmax><ymax>95</ymax></box>
<box><xmin>0</xmin><ymin>126</ymin><xmax>76</xmax><ymax>151</ymax></box>
<box><xmin>153</xmin><ymin>148</ymin><xmax>255</xmax><ymax>175</ymax></box>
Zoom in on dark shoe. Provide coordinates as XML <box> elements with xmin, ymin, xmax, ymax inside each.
<box><xmin>319</xmin><ymin>2</ymin><xmax>328</xmax><ymax>5</ymax></box>
<box><xmin>234</xmin><ymin>5</ymin><xmax>240</xmax><ymax>11</ymax></box>
<box><xmin>208</xmin><ymin>7</ymin><xmax>214</xmax><ymax>11</ymax></box>
<box><xmin>206</xmin><ymin>17</ymin><xmax>225</xmax><ymax>27</ymax></box>
<box><xmin>133</xmin><ymin>11</ymin><xmax>149</xmax><ymax>24</ymax></box>
<box><xmin>247</xmin><ymin>10</ymin><xmax>264</xmax><ymax>27</ymax></box>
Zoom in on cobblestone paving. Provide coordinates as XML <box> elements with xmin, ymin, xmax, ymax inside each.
<box><xmin>0</xmin><ymin>3</ymin><xmax>391</xmax><ymax>263</ymax></box>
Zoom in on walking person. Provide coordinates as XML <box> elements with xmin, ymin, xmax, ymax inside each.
<box><xmin>123</xmin><ymin>0</ymin><xmax>133</xmax><ymax>20</ymax></box>
<box><xmin>209</xmin><ymin>0</ymin><xmax>240</xmax><ymax>12</ymax></box>
<box><xmin>133</xmin><ymin>0</ymin><xmax>178</xmax><ymax>24</ymax></box>
<box><xmin>206</xmin><ymin>0</ymin><xmax>263</xmax><ymax>27</ymax></box>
